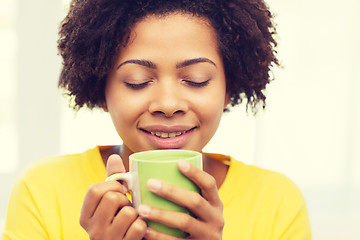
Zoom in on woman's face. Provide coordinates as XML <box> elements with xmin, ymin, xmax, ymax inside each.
<box><xmin>105</xmin><ymin>13</ymin><xmax>229</xmax><ymax>154</ymax></box>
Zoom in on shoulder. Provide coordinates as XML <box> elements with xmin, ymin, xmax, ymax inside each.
<box><xmin>221</xmin><ymin>156</ymin><xmax>305</xmax><ymax>206</ymax></box>
<box><xmin>220</xmin><ymin>158</ymin><xmax>311</xmax><ymax>238</ymax></box>
<box><xmin>4</xmin><ymin>147</ymin><xmax>103</xmax><ymax>239</ymax></box>
<box><xmin>21</xmin><ymin>151</ymin><xmax>85</xmax><ymax>181</ymax></box>
<box><xmin>234</xmin><ymin>161</ymin><xmax>311</xmax><ymax>238</ymax></box>
<box><xmin>16</xmin><ymin>146</ymin><xmax>104</xmax><ymax>191</ymax></box>
<box><xmin>231</xmin><ymin>158</ymin><xmax>299</xmax><ymax>190</ymax></box>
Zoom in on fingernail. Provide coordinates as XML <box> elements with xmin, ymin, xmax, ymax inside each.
<box><xmin>147</xmin><ymin>179</ymin><xmax>162</xmax><ymax>192</ymax></box>
<box><xmin>178</xmin><ymin>160</ymin><xmax>190</xmax><ymax>172</ymax></box>
<box><xmin>139</xmin><ymin>205</ymin><xmax>151</xmax><ymax>217</ymax></box>
<box><xmin>121</xmin><ymin>184</ymin><xmax>128</xmax><ymax>193</ymax></box>
<box><xmin>145</xmin><ymin>228</ymin><xmax>150</xmax><ymax>237</ymax></box>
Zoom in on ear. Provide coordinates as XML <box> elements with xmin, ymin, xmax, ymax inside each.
<box><xmin>100</xmin><ymin>101</ymin><xmax>109</xmax><ymax>112</ymax></box>
<box><xmin>224</xmin><ymin>91</ymin><xmax>231</xmax><ymax>109</ymax></box>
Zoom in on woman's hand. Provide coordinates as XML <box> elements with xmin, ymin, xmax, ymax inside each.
<box><xmin>138</xmin><ymin>160</ymin><xmax>224</xmax><ymax>240</ymax></box>
<box><xmin>79</xmin><ymin>154</ymin><xmax>147</xmax><ymax>240</ymax></box>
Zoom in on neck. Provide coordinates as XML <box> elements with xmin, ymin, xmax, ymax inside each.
<box><xmin>119</xmin><ymin>144</ymin><xmax>133</xmax><ymax>172</ymax></box>
<box><xmin>100</xmin><ymin>145</ymin><xmax>130</xmax><ymax>172</ymax></box>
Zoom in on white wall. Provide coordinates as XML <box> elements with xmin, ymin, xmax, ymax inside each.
<box><xmin>1</xmin><ymin>0</ymin><xmax>359</xmax><ymax>238</ymax></box>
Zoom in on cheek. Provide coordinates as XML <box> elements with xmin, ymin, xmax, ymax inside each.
<box><xmin>106</xmin><ymin>91</ymin><xmax>145</xmax><ymax>130</ymax></box>
<box><xmin>192</xmin><ymin>96</ymin><xmax>224</xmax><ymax>150</ymax></box>
<box><xmin>194</xmin><ymin>88</ymin><xmax>226</xmax><ymax>130</ymax></box>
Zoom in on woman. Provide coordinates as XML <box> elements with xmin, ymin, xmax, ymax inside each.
<box><xmin>2</xmin><ymin>0</ymin><xmax>311</xmax><ymax>239</ymax></box>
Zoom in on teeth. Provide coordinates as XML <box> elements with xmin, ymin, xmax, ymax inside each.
<box><xmin>150</xmin><ymin>131</ymin><xmax>187</xmax><ymax>138</ymax></box>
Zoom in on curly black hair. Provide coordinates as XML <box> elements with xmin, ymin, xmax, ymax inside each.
<box><xmin>58</xmin><ymin>0</ymin><xmax>279</xmax><ymax>112</ymax></box>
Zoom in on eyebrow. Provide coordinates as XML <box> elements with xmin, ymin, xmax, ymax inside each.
<box><xmin>116</xmin><ymin>57</ymin><xmax>217</xmax><ymax>70</ymax></box>
<box><xmin>117</xmin><ymin>59</ymin><xmax>156</xmax><ymax>69</ymax></box>
<box><xmin>176</xmin><ymin>58</ymin><xmax>217</xmax><ymax>69</ymax></box>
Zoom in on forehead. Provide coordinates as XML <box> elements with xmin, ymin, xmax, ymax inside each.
<box><xmin>120</xmin><ymin>13</ymin><xmax>220</xmax><ymax>58</ymax></box>
<box><xmin>133</xmin><ymin>13</ymin><xmax>215</xmax><ymax>34</ymax></box>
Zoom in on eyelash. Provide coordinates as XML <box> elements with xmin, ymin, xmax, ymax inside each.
<box><xmin>125</xmin><ymin>81</ymin><xmax>150</xmax><ymax>89</ymax></box>
<box><xmin>124</xmin><ymin>79</ymin><xmax>210</xmax><ymax>89</ymax></box>
<box><xmin>183</xmin><ymin>79</ymin><xmax>210</xmax><ymax>87</ymax></box>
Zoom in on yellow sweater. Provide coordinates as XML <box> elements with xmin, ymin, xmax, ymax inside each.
<box><xmin>2</xmin><ymin>146</ymin><xmax>311</xmax><ymax>239</ymax></box>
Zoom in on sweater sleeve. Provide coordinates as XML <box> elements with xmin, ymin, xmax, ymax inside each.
<box><xmin>271</xmin><ymin>176</ymin><xmax>312</xmax><ymax>240</ymax></box>
<box><xmin>2</xmin><ymin>176</ymin><xmax>49</xmax><ymax>240</ymax></box>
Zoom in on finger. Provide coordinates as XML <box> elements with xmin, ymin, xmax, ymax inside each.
<box><xmin>91</xmin><ymin>191</ymin><xmax>130</xmax><ymax>226</ymax></box>
<box><xmin>139</xmin><ymin>205</ymin><xmax>203</xmax><ymax>238</ymax></box>
<box><xmin>110</xmin><ymin>206</ymin><xmax>138</xmax><ymax>238</ymax></box>
<box><xmin>107</xmin><ymin>154</ymin><xmax>126</xmax><ymax>176</ymax></box>
<box><xmin>178</xmin><ymin>160</ymin><xmax>222</xmax><ymax>206</ymax></box>
<box><xmin>80</xmin><ymin>181</ymin><xmax>127</xmax><ymax>223</ymax></box>
<box><xmin>146</xmin><ymin>179</ymin><xmax>214</xmax><ymax>221</ymax></box>
<box><xmin>144</xmin><ymin>227</ymin><xmax>185</xmax><ymax>240</ymax></box>
<box><xmin>123</xmin><ymin>217</ymin><xmax>147</xmax><ymax>240</ymax></box>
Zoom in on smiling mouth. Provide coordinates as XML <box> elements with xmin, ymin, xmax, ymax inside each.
<box><xmin>140</xmin><ymin>127</ymin><xmax>197</xmax><ymax>139</ymax></box>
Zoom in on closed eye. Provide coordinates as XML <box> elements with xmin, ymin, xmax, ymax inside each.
<box><xmin>124</xmin><ymin>81</ymin><xmax>151</xmax><ymax>89</ymax></box>
<box><xmin>183</xmin><ymin>79</ymin><xmax>210</xmax><ymax>88</ymax></box>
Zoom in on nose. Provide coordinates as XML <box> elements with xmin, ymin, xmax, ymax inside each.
<box><xmin>148</xmin><ymin>81</ymin><xmax>188</xmax><ymax>117</ymax></box>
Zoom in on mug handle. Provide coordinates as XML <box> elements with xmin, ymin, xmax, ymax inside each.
<box><xmin>105</xmin><ymin>172</ymin><xmax>134</xmax><ymax>190</ymax></box>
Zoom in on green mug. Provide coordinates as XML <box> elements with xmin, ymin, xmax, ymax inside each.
<box><xmin>106</xmin><ymin>149</ymin><xmax>202</xmax><ymax>238</ymax></box>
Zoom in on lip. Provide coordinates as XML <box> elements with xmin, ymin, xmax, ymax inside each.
<box><xmin>138</xmin><ymin>125</ymin><xmax>197</xmax><ymax>149</ymax></box>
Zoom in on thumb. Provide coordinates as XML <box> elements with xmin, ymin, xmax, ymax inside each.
<box><xmin>106</xmin><ymin>154</ymin><xmax>126</xmax><ymax>177</ymax></box>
